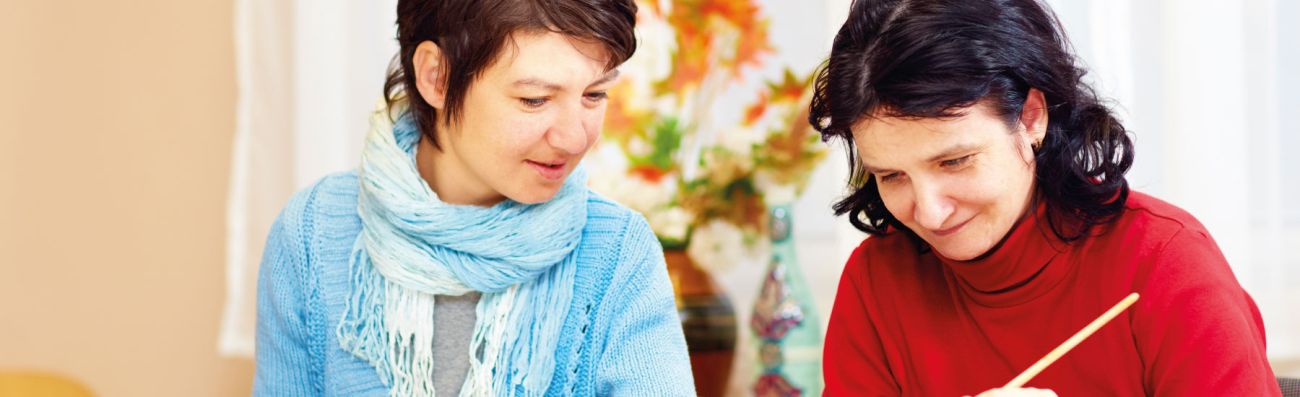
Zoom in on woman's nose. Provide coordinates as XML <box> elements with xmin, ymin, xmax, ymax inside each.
<box><xmin>912</xmin><ymin>181</ymin><xmax>955</xmax><ymax>231</ymax></box>
<box><xmin>547</xmin><ymin>105</ymin><xmax>591</xmax><ymax>155</ymax></box>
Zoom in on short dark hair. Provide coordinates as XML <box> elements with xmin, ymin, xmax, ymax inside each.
<box><xmin>385</xmin><ymin>0</ymin><xmax>638</xmax><ymax>148</ymax></box>
<box><xmin>809</xmin><ymin>0</ymin><xmax>1134</xmax><ymax>243</ymax></box>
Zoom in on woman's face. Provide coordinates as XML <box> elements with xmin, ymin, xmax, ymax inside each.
<box><xmin>851</xmin><ymin>94</ymin><xmax>1047</xmax><ymax>260</ymax></box>
<box><xmin>422</xmin><ymin>31</ymin><xmax>618</xmax><ymax>205</ymax></box>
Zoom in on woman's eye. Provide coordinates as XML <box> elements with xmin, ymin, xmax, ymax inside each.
<box><xmin>520</xmin><ymin>97</ymin><xmax>548</xmax><ymax>108</ymax></box>
<box><xmin>941</xmin><ymin>155</ymin><xmax>972</xmax><ymax>168</ymax></box>
<box><xmin>583</xmin><ymin>91</ymin><xmax>609</xmax><ymax>102</ymax></box>
<box><xmin>878</xmin><ymin>173</ymin><xmax>902</xmax><ymax>183</ymax></box>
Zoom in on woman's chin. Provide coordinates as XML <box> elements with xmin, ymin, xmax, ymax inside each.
<box><xmin>930</xmin><ymin>242</ymin><xmax>990</xmax><ymax>262</ymax></box>
<box><xmin>504</xmin><ymin>185</ymin><xmax>563</xmax><ymax>205</ymax></box>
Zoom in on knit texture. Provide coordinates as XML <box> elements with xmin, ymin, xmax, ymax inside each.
<box><xmin>253</xmin><ymin>171</ymin><xmax>696</xmax><ymax>396</ymax></box>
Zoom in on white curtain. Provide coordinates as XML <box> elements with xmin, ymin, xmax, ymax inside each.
<box><xmin>220</xmin><ymin>0</ymin><xmax>1300</xmax><ymax>382</ymax></box>
<box><xmin>1044</xmin><ymin>0</ymin><xmax>1300</xmax><ymax>362</ymax></box>
<box><xmin>220</xmin><ymin>0</ymin><xmax>397</xmax><ymax>357</ymax></box>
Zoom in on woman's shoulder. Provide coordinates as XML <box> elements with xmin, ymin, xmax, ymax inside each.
<box><xmin>1102</xmin><ymin>190</ymin><xmax>1237</xmax><ymax>290</ymax></box>
<box><xmin>276</xmin><ymin>171</ymin><xmax>362</xmax><ymax>229</ymax></box>
<box><xmin>574</xmin><ymin>189</ymin><xmax>665</xmax><ymax>277</ymax></box>
<box><xmin>297</xmin><ymin>170</ymin><xmax>361</xmax><ymax>214</ymax></box>
<box><xmin>582</xmin><ymin>189</ymin><xmax>638</xmax><ymax>223</ymax></box>
<box><xmin>1116</xmin><ymin>189</ymin><xmax>1212</xmax><ymax>240</ymax></box>
<box><xmin>579</xmin><ymin>189</ymin><xmax>654</xmax><ymax>247</ymax></box>
<box><xmin>1090</xmin><ymin>190</ymin><xmax>1221</xmax><ymax>269</ymax></box>
<box><xmin>1076</xmin><ymin>189</ymin><xmax>1215</xmax><ymax>262</ymax></box>
<box><xmin>266</xmin><ymin>171</ymin><xmax>363</xmax><ymax>276</ymax></box>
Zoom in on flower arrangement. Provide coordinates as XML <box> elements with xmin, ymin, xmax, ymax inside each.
<box><xmin>588</xmin><ymin>0</ymin><xmax>827</xmax><ymax>273</ymax></box>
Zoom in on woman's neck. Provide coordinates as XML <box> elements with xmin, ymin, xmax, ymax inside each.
<box><xmin>415</xmin><ymin>135</ymin><xmax>504</xmax><ymax>207</ymax></box>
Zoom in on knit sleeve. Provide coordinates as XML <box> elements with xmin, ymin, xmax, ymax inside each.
<box><xmin>823</xmin><ymin>242</ymin><xmax>901</xmax><ymax>396</ymax></box>
<box><xmin>594</xmin><ymin>214</ymin><xmax>697</xmax><ymax>396</ymax></box>
<box><xmin>1132</xmin><ymin>228</ymin><xmax>1281</xmax><ymax>396</ymax></box>
<box><xmin>252</xmin><ymin>190</ymin><xmax>320</xmax><ymax>396</ymax></box>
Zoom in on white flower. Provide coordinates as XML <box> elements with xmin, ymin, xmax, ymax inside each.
<box><xmin>632</xmin><ymin>12</ymin><xmax>675</xmax><ymax>84</ymax></box>
<box><xmin>595</xmin><ymin>167</ymin><xmax>676</xmax><ymax>221</ymax></box>
<box><xmin>754</xmin><ymin>172</ymin><xmax>798</xmax><ymax>205</ymax></box>
<box><xmin>717</xmin><ymin>125</ymin><xmax>765</xmax><ymax>160</ymax></box>
<box><xmin>627</xmin><ymin>135</ymin><xmax>653</xmax><ymax>158</ymax></box>
<box><xmin>618</xmin><ymin>8</ymin><xmax>676</xmax><ymax>112</ymax></box>
<box><xmin>628</xmin><ymin>178</ymin><xmax>672</xmax><ymax>215</ymax></box>
<box><xmin>649</xmin><ymin>206</ymin><xmax>692</xmax><ymax>242</ymax></box>
<box><xmin>653</xmin><ymin>96</ymin><xmax>681</xmax><ymax>119</ymax></box>
<box><xmin>586</xmin><ymin>143</ymin><xmax>675</xmax><ymax>215</ymax></box>
<box><xmin>586</xmin><ymin>144</ymin><xmax>629</xmax><ymax>194</ymax></box>
<box><xmin>687</xmin><ymin>219</ymin><xmax>770</xmax><ymax>274</ymax></box>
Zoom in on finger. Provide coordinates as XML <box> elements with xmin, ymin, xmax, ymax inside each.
<box><xmin>1025</xmin><ymin>388</ymin><xmax>1058</xmax><ymax>397</ymax></box>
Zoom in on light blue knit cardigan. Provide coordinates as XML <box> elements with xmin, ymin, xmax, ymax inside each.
<box><xmin>253</xmin><ymin>171</ymin><xmax>697</xmax><ymax>396</ymax></box>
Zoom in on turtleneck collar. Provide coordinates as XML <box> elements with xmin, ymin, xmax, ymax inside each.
<box><xmin>932</xmin><ymin>199</ymin><xmax>1070</xmax><ymax>307</ymax></box>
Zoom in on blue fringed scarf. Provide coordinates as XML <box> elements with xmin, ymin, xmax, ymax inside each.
<box><xmin>337</xmin><ymin>103</ymin><xmax>586</xmax><ymax>396</ymax></box>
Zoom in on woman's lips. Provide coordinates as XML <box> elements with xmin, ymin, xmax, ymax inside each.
<box><xmin>930</xmin><ymin>218</ymin><xmax>971</xmax><ymax>237</ymax></box>
<box><xmin>526</xmin><ymin>160</ymin><xmax>567</xmax><ymax>180</ymax></box>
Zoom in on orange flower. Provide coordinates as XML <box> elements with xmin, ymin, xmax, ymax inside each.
<box><xmin>652</xmin><ymin>0</ymin><xmax>774</xmax><ymax>94</ymax></box>
<box><xmin>769</xmin><ymin>69</ymin><xmax>808</xmax><ymax>104</ymax></box>
<box><xmin>603</xmin><ymin>83</ymin><xmax>661</xmax><ymax>143</ymax></box>
<box><xmin>743</xmin><ymin>92</ymin><xmax>769</xmax><ymax>126</ymax></box>
<box><xmin>631</xmin><ymin>164</ymin><xmax>672</xmax><ymax>183</ymax></box>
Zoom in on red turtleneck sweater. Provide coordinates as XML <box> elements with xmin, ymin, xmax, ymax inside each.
<box><xmin>823</xmin><ymin>191</ymin><xmax>1280</xmax><ymax>396</ymax></box>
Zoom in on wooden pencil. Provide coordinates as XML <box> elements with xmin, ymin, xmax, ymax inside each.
<box><xmin>1003</xmin><ymin>292</ymin><xmax>1141</xmax><ymax>388</ymax></box>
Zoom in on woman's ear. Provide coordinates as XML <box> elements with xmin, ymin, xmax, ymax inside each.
<box><xmin>1020</xmin><ymin>88</ymin><xmax>1049</xmax><ymax>152</ymax></box>
<box><xmin>412</xmin><ymin>41</ymin><xmax>448</xmax><ymax>109</ymax></box>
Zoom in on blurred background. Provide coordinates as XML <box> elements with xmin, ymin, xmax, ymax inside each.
<box><xmin>1</xmin><ymin>0</ymin><xmax>1297</xmax><ymax>396</ymax></box>
<box><xmin>0</xmin><ymin>0</ymin><xmax>252</xmax><ymax>396</ymax></box>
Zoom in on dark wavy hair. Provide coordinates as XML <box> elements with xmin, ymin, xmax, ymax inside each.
<box><xmin>385</xmin><ymin>0</ymin><xmax>638</xmax><ymax>148</ymax></box>
<box><xmin>809</xmin><ymin>0</ymin><xmax>1134</xmax><ymax>243</ymax></box>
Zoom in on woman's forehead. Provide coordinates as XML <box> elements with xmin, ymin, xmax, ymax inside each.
<box><xmin>481</xmin><ymin>32</ymin><xmax>613</xmax><ymax>87</ymax></box>
<box><xmin>499</xmin><ymin>32</ymin><xmax>611</xmax><ymax>69</ymax></box>
<box><xmin>853</xmin><ymin>106</ymin><xmax>1009</xmax><ymax>165</ymax></box>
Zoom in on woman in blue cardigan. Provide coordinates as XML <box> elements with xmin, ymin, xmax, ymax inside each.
<box><xmin>252</xmin><ymin>0</ymin><xmax>695</xmax><ymax>395</ymax></box>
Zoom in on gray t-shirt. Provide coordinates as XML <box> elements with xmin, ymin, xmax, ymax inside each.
<box><xmin>434</xmin><ymin>292</ymin><xmax>480</xmax><ymax>395</ymax></box>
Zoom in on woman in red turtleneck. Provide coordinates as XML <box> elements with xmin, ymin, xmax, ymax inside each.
<box><xmin>808</xmin><ymin>0</ymin><xmax>1280</xmax><ymax>396</ymax></box>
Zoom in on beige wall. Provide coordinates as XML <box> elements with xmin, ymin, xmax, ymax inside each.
<box><xmin>0</xmin><ymin>0</ymin><xmax>254</xmax><ymax>396</ymax></box>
